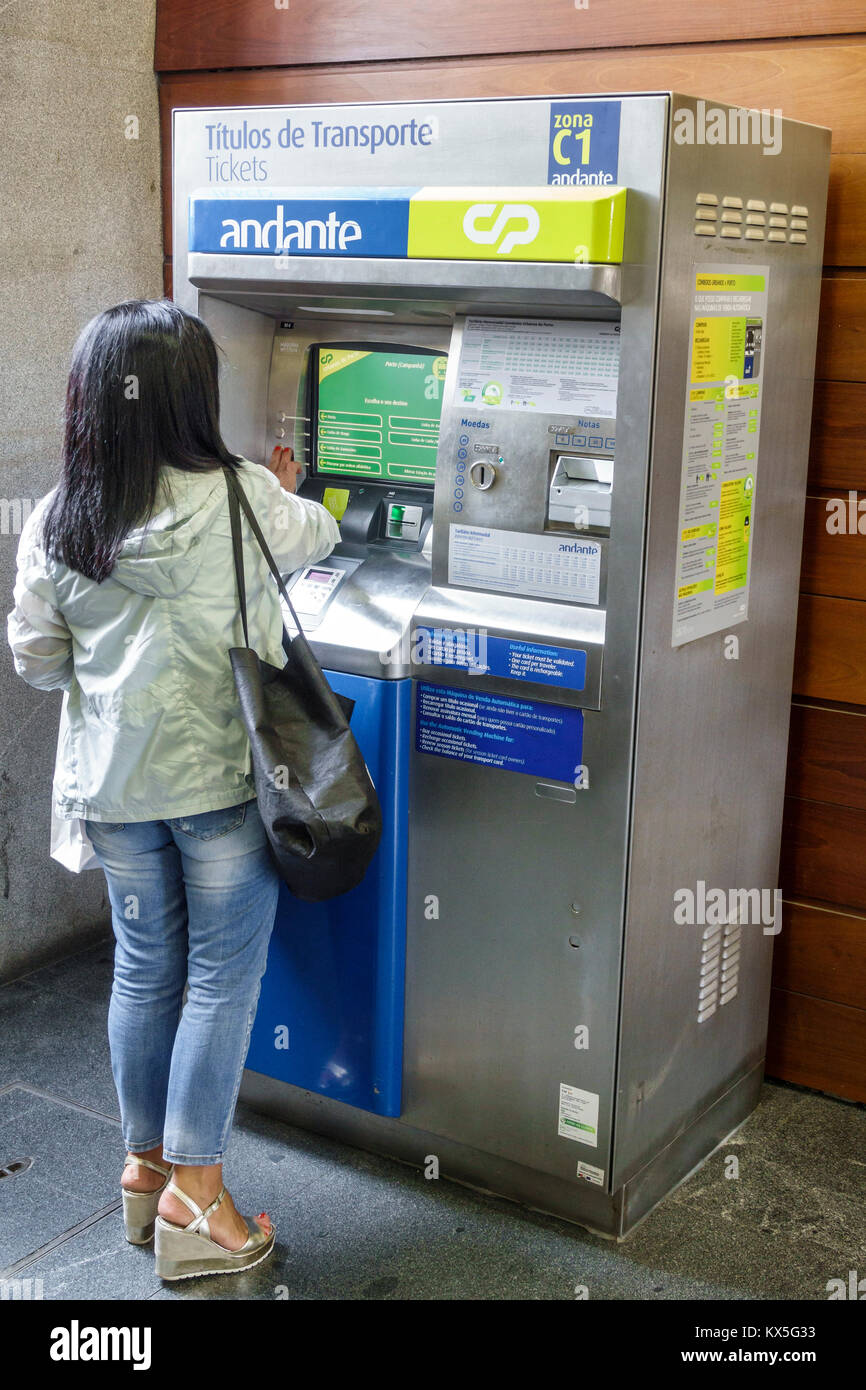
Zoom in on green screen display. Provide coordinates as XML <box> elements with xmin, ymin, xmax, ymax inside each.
<box><xmin>315</xmin><ymin>347</ymin><xmax>447</xmax><ymax>485</ymax></box>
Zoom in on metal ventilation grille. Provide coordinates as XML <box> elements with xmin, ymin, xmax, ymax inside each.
<box><xmin>697</xmin><ymin>916</ymin><xmax>744</xmax><ymax>1023</ymax></box>
<box><xmin>693</xmin><ymin>194</ymin><xmax>809</xmax><ymax>244</ymax></box>
<box><xmin>697</xmin><ymin>922</ymin><xmax>722</xmax><ymax>1023</ymax></box>
<box><xmin>719</xmin><ymin>920</ymin><xmax>741</xmax><ymax>1006</ymax></box>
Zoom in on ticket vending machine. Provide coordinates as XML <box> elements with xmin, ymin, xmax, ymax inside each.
<box><xmin>173</xmin><ymin>94</ymin><xmax>829</xmax><ymax>1236</ymax></box>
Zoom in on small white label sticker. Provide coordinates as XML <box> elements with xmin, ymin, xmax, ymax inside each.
<box><xmin>577</xmin><ymin>1161</ymin><xmax>605</xmax><ymax>1186</ymax></box>
<box><xmin>558</xmin><ymin>1083</ymin><xmax>599</xmax><ymax>1148</ymax></box>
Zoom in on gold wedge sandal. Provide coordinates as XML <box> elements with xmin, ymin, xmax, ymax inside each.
<box><xmin>121</xmin><ymin>1156</ymin><xmax>172</xmax><ymax>1245</ymax></box>
<box><xmin>154</xmin><ymin>1182</ymin><xmax>275</xmax><ymax>1281</ymax></box>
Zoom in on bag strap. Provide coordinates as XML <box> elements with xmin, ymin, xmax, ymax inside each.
<box><xmin>226</xmin><ymin>472</ymin><xmax>250</xmax><ymax>648</ymax></box>
<box><xmin>223</xmin><ymin>465</ymin><xmax>306</xmax><ymax>642</ymax></box>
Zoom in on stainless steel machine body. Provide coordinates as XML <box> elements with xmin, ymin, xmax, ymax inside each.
<box><xmin>172</xmin><ymin>93</ymin><xmax>830</xmax><ymax>1235</ymax></box>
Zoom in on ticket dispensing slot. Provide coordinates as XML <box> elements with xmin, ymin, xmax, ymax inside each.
<box><xmin>548</xmin><ymin>454</ymin><xmax>613</xmax><ymax>532</ymax></box>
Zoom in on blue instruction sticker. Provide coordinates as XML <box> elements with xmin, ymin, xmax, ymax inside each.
<box><xmin>547</xmin><ymin>101</ymin><xmax>621</xmax><ymax>186</ymax></box>
<box><xmin>416</xmin><ymin>683</ymin><xmax>583</xmax><ymax>782</ymax></box>
<box><xmin>416</xmin><ymin>627</ymin><xmax>587</xmax><ymax>691</ymax></box>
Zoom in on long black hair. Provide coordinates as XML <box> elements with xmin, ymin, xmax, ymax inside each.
<box><xmin>42</xmin><ymin>299</ymin><xmax>240</xmax><ymax>582</ymax></box>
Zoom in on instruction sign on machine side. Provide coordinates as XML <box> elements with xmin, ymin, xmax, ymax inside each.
<box><xmin>558</xmin><ymin>1084</ymin><xmax>600</xmax><ymax>1149</ymax></box>
<box><xmin>415</xmin><ymin>627</ymin><xmax>588</xmax><ymax>691</ymax></box>
<box><xmin>672</xmin><ymin>267</ymin><xmax>770</xmax><ymax>647</ymax></box>
<box><xmin>415</xmin><ymin>684</ymin><xmax>583</xmax><ymax>783</ymax></box>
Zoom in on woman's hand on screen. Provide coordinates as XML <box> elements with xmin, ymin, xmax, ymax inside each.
<box><xmin>266</xmin><ymin>446</ymin><xmax>303</xmax><ymax>494</ymax></box>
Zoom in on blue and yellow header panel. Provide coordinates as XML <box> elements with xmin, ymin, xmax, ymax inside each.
<box><xmin>188</xmin><ymin>186</ymin><xmax>627</xmax><ymax>264</ymax></box>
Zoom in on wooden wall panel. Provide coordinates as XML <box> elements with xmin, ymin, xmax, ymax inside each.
<box><xmin>825</xmin><ymin>154</ymin><xmax>866</xmax><ymax>268</ymax></box>
<box><xmin>786</xmin><ymin>702</ymin><xmax>866</xmax><ymax>808</ymax></box>
<box><xmin>807</xmin><ymin>382</ymin><xmax>866</xmax><ymax>490</ymax></box>
<box><xmin>781</xmin><ymin>797</ymin><xmax>866</xmax><ymax>911</ymax></box>
<box><xmin>800</xmin><ymin>494</ymin><xmax>866</xmax><ymax>601</ymax></box>
<box><xmin>816</xmin><ymin>276</ymin><xmax>866</xmax><ymax>384</ymax></box>
<box><xmin>766</xmin><ymin>988</ymin><xmax>866</xmax><ymax>1101</ymax></box>
<box><xmin>793</xmin><ymin>594</ymin><xmax>866</xmax><ymax>704</ymax></box>
<box><xmin>774</xmin><ymin>900</ymin><xmax>866</xmax><ymax>1008</ymax></box>
<box><xmin>155</xmin><ymin>1</ymin><xmax>866</xmax><ymax>72</ymax></box>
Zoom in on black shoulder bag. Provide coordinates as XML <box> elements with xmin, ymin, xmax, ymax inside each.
<box><xmin>223</xmin><ymin>466</ymin><xmax>382</xmax><ymax>901</ymax></box>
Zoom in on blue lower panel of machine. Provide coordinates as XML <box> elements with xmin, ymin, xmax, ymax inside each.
<box><xmin>245</xmin><ymin>671</ymin><xmax>410</xmax><ymax>1117</ymax></box>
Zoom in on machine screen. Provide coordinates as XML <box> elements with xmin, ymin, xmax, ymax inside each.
<box><xmin>313</xmin><ymin>346</ymin><xmax>447</xmax><ymax>486</ymax></box>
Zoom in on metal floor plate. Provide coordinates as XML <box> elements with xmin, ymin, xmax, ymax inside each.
<box><xmin>0</xmin><ymin>1083</ymin><xmax>122</xmax><ymax>1276</ymax></box>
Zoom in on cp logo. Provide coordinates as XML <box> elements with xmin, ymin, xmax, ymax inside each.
<box><xmin>462</xmin><ymin>202</ymin><xmax>541</xmax><ymax>255</ymax></box>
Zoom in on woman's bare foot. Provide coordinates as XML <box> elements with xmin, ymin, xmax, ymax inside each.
<box><xmin>121</xmin><ymin>1144</ymin><xmax>169</xmax><ymax>1193</ymax></box>
<box><xmin>157</xmin><ymin>1163</ymin><xmax>272</xmax><ymax>1253</ymax></box>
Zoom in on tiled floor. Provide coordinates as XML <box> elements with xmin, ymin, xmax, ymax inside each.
<box><xmin>1</xmin><ymin>938</ymin><xmax>864</xmax><ymax>1300</ymax></box>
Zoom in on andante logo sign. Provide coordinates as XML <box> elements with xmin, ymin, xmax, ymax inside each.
<box><xmin>189</xmin><ymin>194</ymin><xmax>408</xmax><ymax>258</ymax></box>
<box><xmin>558</xmin><ymin>542</ymin><xmax>599</xmax><ymax>555</ymax></box>
<box><xmin>218</xmin><ymin>205</ymin><xmax>363</xmax><ymax>252</ymax></box>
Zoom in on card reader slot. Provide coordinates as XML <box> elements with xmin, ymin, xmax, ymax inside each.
<box><xmin>385</xmin><ymin>502</ymin><xmax>424</xmax><ymax>542</ymax></box>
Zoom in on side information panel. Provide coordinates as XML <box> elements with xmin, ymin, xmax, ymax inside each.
<box><xmin>672</xmin><ymin>266</ymin><xmax>770</xmax><ymax>647</ymax></box>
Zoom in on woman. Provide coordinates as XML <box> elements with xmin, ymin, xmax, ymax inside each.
<box><xmin>7</xmin><ymin>299</ymin><xmax>340</xmax><ymax>1280</ymax></box>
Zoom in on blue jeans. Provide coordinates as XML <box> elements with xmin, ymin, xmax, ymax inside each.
<box><xmin>84</xmin><ymin>800</ymin><xmax>280</xmax><ymax>1164</ymax></box>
